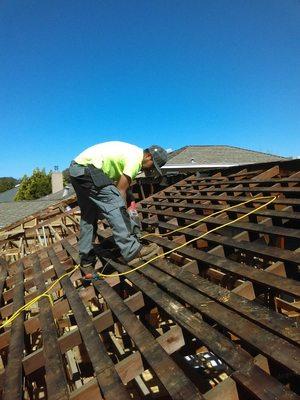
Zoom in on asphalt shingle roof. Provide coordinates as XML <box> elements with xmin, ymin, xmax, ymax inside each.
<box><xmin>0</xmin><ymin>186</ymin><xmax>19</xmax><ymax>203</ymax></box>
<box><xmin>164</xmin><ymin>145</ymin><xmax>288</xmax><ymax>167</ymax></box>
<box><xmin>0</xmin><ymin>199</ymin><xmax>56</xmax><ymax>228</ymax></box>
<box><xmin>0</xmin><ymin>185</ymin><xmax>75</xmax><ymax>228</ymax></box>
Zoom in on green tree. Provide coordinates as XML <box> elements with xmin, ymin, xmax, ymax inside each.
<box><xmin>15</xmin><ymin>168</ymin><xmax>52</xmax><ymax>201</ymax></box>
<box><xmin>62</xmin><ymin>168</ymin><xmax>70</xmax><ymax>185</ymax></box>
<box><xmin>0</xmin><ymin>177</ymin><xmax>18</xmax><ymax>193</ymax></box>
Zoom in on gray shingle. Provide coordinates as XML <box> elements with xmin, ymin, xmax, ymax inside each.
<box><xmin>0</xmin><ymin>187</ymin><xmax>19</xmax><ymax>203</ymax></box>
<box><xmin>0</xmin><ymin>185</ymin><xmax>75</xmax><ymax>228</ymax></box>
<box><xmin>165</xmin><ymin>145</ymin><xmax>288</xmax><ymax>167</ymax></box>
<box><xmin>0</xmin><ymin>200</ymin><xmax>55</xmax><ymax>228</ymax></box>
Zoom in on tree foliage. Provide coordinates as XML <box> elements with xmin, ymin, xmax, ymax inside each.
<box><xmin>15</xmin><ymin>168</ymin><xmax>52</xmax><ymax>201</ymax></box>
<box><xmin>0</xmin><ymin>177</ymin><xmax>18</xmax><ymax>193</ymax></box>
<box><xmin>62</xmin><ymin>168</ymin><xmax>70</xmax><ymax>184</ymax></box>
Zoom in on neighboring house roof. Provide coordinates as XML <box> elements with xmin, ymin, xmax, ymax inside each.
<box><xmin>0</xmin><ymin>186</ymin><xmax>19</xmax><ymax>203</ymax></box>
<box><xmin>163</xmin><ymin>145</ymin><xmax>289</xmax><ymax>170</ymax></box>
<box><xmin>40</xmin><ymin>184</ymin><xmax>75</xmax><ymax>201</ymax></box>
<box><xmin>0</xmin><ymin>199</ymin><xmax>57</xmax><ymax>228</ymax></box>
<box><xmin>0</xmin><ymin>184</ymin><xmax>75</xmax><ymax>228</ymax></box>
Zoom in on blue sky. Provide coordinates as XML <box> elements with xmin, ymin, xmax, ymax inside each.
<box><xmin>1</xmin><ymin>0</ymin><xmax>299</xmax><ymax>178</ymax></box>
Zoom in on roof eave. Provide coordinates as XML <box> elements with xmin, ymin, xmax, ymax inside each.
<box><xmin>162</xmin><ymin>163</ymin><xmax>239</xmax><ymax>169</ymax></box>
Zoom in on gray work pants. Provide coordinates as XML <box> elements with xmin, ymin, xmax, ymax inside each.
<box><xmin>69</xmin><ymin>162</ymin><xmax>141</xmax><ymax>265</ymax></box>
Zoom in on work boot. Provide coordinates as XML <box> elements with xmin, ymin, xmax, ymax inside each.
<box><xmin>80</xmin><ymin>261</ymin><xmax>95</xmax><ymax>274</ymax></box>
<box><xmin>127</xmin><ymin>243</ymin><xmax>160</xmax><ymax>266</ymax></box>
<box><xmin>80</xmin><ymin>262</ymin><xmax>98</xmax><ymax>286</ymax></box>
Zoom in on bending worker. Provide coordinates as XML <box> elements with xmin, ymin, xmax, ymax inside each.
<box><xmin>69</xmin><ymin>141</ymin><xmax>168</xmax><ymax>277</ymax></box>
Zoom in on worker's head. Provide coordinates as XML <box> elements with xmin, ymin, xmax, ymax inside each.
<box><xmin>142</xmin><ymin>145</ymin><xmax>168</xmax><ymax>175</ymax></box>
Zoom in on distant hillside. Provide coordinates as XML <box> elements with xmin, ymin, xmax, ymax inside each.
<box><xmin>0</xmin><ymin>177</ymin><xmax>18</xmax><ymax>193</ymax></box>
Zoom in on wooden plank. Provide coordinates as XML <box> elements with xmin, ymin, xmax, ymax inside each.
<box><xmin>146</xmin><ymin>235</ymin><xmax>300</xmax><ymax>297</ymax></box>
<box><xmin>204</xmin><ymin>377</ymin><xmax>238</xmax><ymax>400</ymax></box>
<box><xmin>0</xmin><ymin>287</ymin><xmax>95</xmax><ymax>346</ymax></box>
<box><xmin>145</xmin><ymin>219</ymin><xmax>300</xmax><ymax>266</ymax></box>
<box><xmin>135</xmin><ymin>258</ymin><xmax>300</xmax><ymax>376</ymax></box>
<box><xmin>142</xmin><ymin>199</ymin><xmax>300</xmax><ymax>223</ymax></box>
<box><xmin>99</xmin><ymin>258</ymin><xmax>299</xmax><ymax>400</ymax></box>
<box><xmin>114</xmin><ymin>325</ymin><xmax>185</xmax><ymax>384</ymax></box>
<box><xmin>2</xmin><ymin>262</ymin><xmax>25</xmax><ymax>400</ymax></box>
<box><xmin>176</xmin><ymin>177</ymin><xmax>300</xmax><ymax>187</ymax></box>
<box><xmin>0</xmin><ymin>258</ymin><xmax>8</xmax><ymax>302</ymax></box>
<box><xmin>48</xmin><ymin>248</ymin><xmax>131</xmax><ymax>400</ymax></box>
<box><xmin>92</xmin><ymin>282</ymin><xmax>202</xmax><ymax>397</ymax></box>
<box><xmin>22</xmin><ymin>291</ymin><xmax>144</xmax><ymax>375</ymax></box>
<box><xmin>150</xmin><ymin>258</ymin><xmax>299</xmax><ymax>345</ymax></box>
<box><xmin>232</xmin><ymin>366</ymin><xmax>298</xmax><ymax>400</ymax></box>
<box><xmin>70</xmin><ymin>378</ymin><xmax>103</xmax><ymax>400</ymax></box>
<box><xmin>62</xmin><ymin>240</ymin><xmax>204</xmax><ymax>399</ymax></box>
<box><xmin>152</xmin><ymin>193</ymin><xmax>300</xmax><ymax>207</ymax></box>
<box><xmin>169</xmin><ymin>186</ymin><xmax>300</xmax><ymax>194</ymax></box>
<box><xmin>140</xmin><ymin>206</ymin><xmax>300</xmax><ymax>241</ymax></box>
<box><xmin>31</xmin><ymin>255</ymin><xmax>69</xmax><ymax>400</ymax></box>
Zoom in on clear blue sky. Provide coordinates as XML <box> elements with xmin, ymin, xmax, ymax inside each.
<box><xmin>1</xmin><ymin>0</ymin><xmax>299</xmax><ymax>178</ymax></box>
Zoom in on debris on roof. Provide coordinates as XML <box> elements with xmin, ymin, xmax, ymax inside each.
<box><xmin>0</xmin><ymin>158</ymin><xmax>299</xmax><ymax>399</ymax></box>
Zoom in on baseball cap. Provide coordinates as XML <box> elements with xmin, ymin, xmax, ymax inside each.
<box><xmin>148</xmin><ymin>145</ymin><xmax>168</xmax><ymax>175</ymax></box>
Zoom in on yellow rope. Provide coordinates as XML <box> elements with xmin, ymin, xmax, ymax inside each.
<box><xmin>0</xmin><ymin>195</ymin><xmax>276</xmax><ymax>329</ymax></box>
<box><xmin>0</xmin><ymin>265</ymin><xmax>80</xmax><ymax>329</ymax></box>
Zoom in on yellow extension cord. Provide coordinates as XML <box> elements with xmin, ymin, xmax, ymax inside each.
<box><xmin>0</xmin><ymin>195</ymin><xmax>277</xmax><ymax>329</ymax></box>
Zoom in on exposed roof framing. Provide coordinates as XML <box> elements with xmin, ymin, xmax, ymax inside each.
<box><xmin>0</xmin><ymin>196</ymin><xmax>78</xmax><ymax>263</ymax></box>
<box><xmin>0</xmin><ymin>159</ymin><xmax>299</xmax><ymax>399</ymax></box>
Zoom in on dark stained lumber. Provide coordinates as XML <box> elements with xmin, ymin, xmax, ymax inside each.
<box><xmin>167</xmin><ymin>186</ymin><xmax>300</xmax><ymax>195</ymax></box>
<box><xmin>176</xmin><ymin>177</ymin><xmax>300</xmax><ymax>186</ymax></box>
<box><xmin>141</xmin><ymin>199</ymin><xmax>300</xmax><ymax>223</ymax></box>
<box><xmin>31</xmin><ymin>255</ymin><xmax>69</xmax><ymax>400</ymax></box>
<box><xmin>69</xmin><ymin>378</ymin><xmax>102</xmax><ymax>400</ymax></box>
<box><xmin>48</xmin><ymin>248</ymin><xmax>131</xmax><ymax>400</ymax></box>
<box><xmin>93</xmin><ymin>285</ymin><xmax>203</xmax><ymax>397</ymax></box>
<box><xmin>135</xmin><ymin>258</ymin><xmax>300</xmax><ymax>376</ymax></box>
<box><xmin>231</xmin><ymin>366</ymin><xmax>300</xmax><ymax>400</ymax></box>
<box><xmin>145</xmin><ymin>235</ymin><xmax>300</xmax><ymax>297</ymax></box>
<box><xmin>3</xmin><ymin>256</ymin><xmax>76</xmax><ymax>302</ymax></box>
<box><xmin>0</xmin><ymin>257</ymin><xmax>8</xmax><ymax>302</ymax></box>
<box><xmin>150</xmin><ymin>257</ymin><xmax>300</xmax><ymax>345</ymax></box>
<box><xmin>153</xmin><ymin>193</ymin><xmax>300</xmax><ymax>207</ymax></box>
<box><xmin>61</xmin><ymin>240</ymin><xmax>204</xmax><ymax>399</ymax></box>
<box><xmin>144</xmin><ymin>219</ymin><xmax>300</xmax><ymax>267</ymax></box>
<box><xmin>1</xmin><ymin>272</ymin><xmax>77</xmax><ymax>320</ymax></box>
<box><xmin>69</xmin><ymin>375</ymin><xmax>240</xmax><ymax>400</ymax></box>
<box><xmin>139</xmin><ymin>206</ymin><xmax>300</xmax><ymax>241</ymax></box>
<box><xmin>1</xmin><ymin>298</ymin><xmax>70</xmax><ymax>350</ymax></box>
<box><xmin>97</xmin><ymin>258</ymin><xmax>299</xmax><ymax>400</ymax></box>
<box><xmin>184</xmin><ymin>176</ymin><xmax>300</xmax><ymax>183</ymax></box>
<box><xmin>22</xmin><ymin>291</ymin><xmax>144</xmax><ymax>375</ymax></box>
<box><xmin>2</xmin><ymin>262</ymin><xmax>25</xmax><ymax>400</ymax></box>
<box><xmin>96</xmin><ymin>227</ymin><xmax>300</xmax><ymax>345</ymax></box>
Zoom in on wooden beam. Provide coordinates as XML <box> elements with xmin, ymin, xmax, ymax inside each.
<box><xmin>32</xmin><ymin>255</ymin><xmax>69</xmax><ymax>400</ymax></box>
<box><xmin>2</xmin><ymin>262</ymin><xmax>25</xmax><ymax>400</ymax></box>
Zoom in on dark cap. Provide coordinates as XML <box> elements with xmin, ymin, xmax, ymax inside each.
<box><xmin>148</xmin><ymin>145</ymin><xmax>168</xmax><ymax>175</ymax></box>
